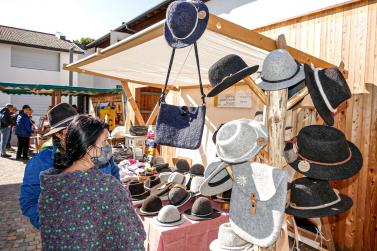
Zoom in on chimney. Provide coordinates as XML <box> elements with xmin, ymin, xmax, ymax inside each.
<box><xmin>56</xmin><ymin>32</ymin><xmax>66</xmax><ymax>40</ymax></box>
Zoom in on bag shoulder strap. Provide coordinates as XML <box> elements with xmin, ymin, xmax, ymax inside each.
<box><xmin>159</xmin><ymin>42</ymin><xmax>206</xmax><ymax>105</ymax></box>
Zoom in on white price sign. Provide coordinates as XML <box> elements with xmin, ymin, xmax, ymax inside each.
<box><xmin>216</xmin><ymin>93</ymin><xmax>252</xmax><ymax>108</ymax></box>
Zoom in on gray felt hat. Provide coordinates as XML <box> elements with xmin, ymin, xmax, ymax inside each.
<box><xmin>153</xmin><ymin>205</ymin><xmax>185</xmax><ymax>227</ymax></box>
<box><xmin>216</xmin><ymin>119</ymin><xmax>268</xmax><ymax>164</ymax></box>
<box><xmin>258</xmin><ymin>49</ymin><xmax>305</xmax><ymax>91</ymax></box>
<box><xmin>200</xmin><ymin>161</ymin><xmax>233</xmax><ymax>196</ymax></box>
<box><xmin>230</xmin><ymin>162</ymin><xmax>288</xmax><ymax>247</ymax></box>
<box><xmin>210</xmin><ymin>223</ymin><xmax>253</xmax><ymax>251</ymax></box>
<box><xmin>189</xmin><ymin>176</ymin><xmax>205</xmax><ymax>196</ymax></box>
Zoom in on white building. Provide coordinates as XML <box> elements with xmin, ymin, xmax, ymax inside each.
<box><xmin>0</xmin><ymin>25</ymin><xmax>84</xmax><ymax>123</ymax></box>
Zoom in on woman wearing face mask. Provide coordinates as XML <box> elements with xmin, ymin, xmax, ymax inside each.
<box><xmin>38</xmin><ymin>115</ymin><xmax>145</xmax><ymax>250</ymax></box>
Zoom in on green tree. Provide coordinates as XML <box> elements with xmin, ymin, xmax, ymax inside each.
<box><xmin>73</xmin><ymin>37</ymin><xmax>95</xmax><ymax>46</ymax></box>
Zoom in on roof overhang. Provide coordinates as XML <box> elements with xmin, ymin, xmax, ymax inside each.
<box><xmin>64</xmin><ymin>14</ymin><xmax>345</xmax><ymax>89</ymax></box>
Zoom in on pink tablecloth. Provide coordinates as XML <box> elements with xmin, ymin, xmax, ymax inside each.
<box><xmin>141</xmin><ymin>199</ymin><xmax>229</xmax><ymax>251</ymax></box>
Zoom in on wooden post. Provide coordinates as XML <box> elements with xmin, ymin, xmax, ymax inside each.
<box><xmin>57</xmin><ymin>91</ymin><xmax>62</xmax><ymax>104</ymax></box>
<box><xmin>51</xmin><ymin>91</ymin><xmax>55</xmax><ymax>106</ymax></box>
<box><xmin>243</xmin><ymin>77</ymin><xmax>268</xmax><ymax>105</ymax></box>
<box><xmin>146</xmin><ymin>90</ymin><xmax>169</xmax><ymax>126</ymax></box>
<box><xmin>121</xmin><ymin>80</ymin><xmax>145</xmax><ymax>125</ymax></box>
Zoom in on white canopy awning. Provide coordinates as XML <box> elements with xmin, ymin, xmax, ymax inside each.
<box><xmin>65</xmin><ymin>14</ymin><xmax>338</xmax><ymax>89</ymax></box>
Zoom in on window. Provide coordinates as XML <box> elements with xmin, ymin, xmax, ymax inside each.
<box><xmin>11</xmin><ymin>46</ymin><xmax>60</xmax><ymax>71</ymax></box>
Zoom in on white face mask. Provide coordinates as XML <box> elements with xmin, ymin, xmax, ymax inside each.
<box><xmin>90</xmin><ymin>144</ymin><xmax>113</xmax><ymax>166</ymax></box>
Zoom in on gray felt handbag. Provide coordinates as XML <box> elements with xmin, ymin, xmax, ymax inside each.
<box><xmin>230</xmin><ymin>162</ymin><xmax>288</xmax><ymax>247</ymax></box>
<box><xmin>155</xmin><ymin>43</ymin><xmax>206</xmax><ymax>150</ymax></box>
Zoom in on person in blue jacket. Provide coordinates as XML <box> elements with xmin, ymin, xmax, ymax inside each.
<box><xmin>19</xmin><ymin>103</ymin><xmax>120</xmax><ymax>230</ymax></box>
<box><xmin>15</xmin><ymin>105</ymin><xmax>34</xmax><ymax>160</ymax></box>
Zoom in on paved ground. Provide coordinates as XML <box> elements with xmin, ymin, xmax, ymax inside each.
<box><xmin>0</xmin><ymin>148</ymin><xmax>41</xmax><ymax>251</ymax></box>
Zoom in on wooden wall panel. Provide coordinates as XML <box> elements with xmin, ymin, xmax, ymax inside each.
<box><xmin>256</xmin><ymin>1</ymin><xmax>377</xmax><ymax>250</ymax></box>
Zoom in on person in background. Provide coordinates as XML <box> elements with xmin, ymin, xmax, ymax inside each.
<box><xmin>0</xmin><ymin>103</ymin><xmax>15</xmax><ymax>158</ymax></box>
<box><xmin>19</xmin><ymin>103</ymin><xmax>120</xmax><ymax>230</ymax></box>
<box><xmin>6</xmin><ymin>107</ymin><xmax>18</xmax><ymax>150</ymax></box>
<box><xmin>15</xmin><ymin>105</ymin><xmax>33</xmax><ymax>160</ymax></box>
<box><xmin>39</xmin><ymin>115</ymin><xmax>145</xmax><ymax>250</ymax></box>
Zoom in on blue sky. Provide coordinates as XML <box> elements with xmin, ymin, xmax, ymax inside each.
<box><xmin>0</xmin><ymin>0</ymin><xmax>163</xmax><ymax>41</ymax></box>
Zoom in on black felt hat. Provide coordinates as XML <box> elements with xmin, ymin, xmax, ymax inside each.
<box><xmin>207</xmin><ymin>55</ymin><xmax>259</xmax><ymax>97</ymax></box>
<box><xmin>304</xmin><ymin>64</ymin><xmax>351</xmax><ymax>126</ymax></box>
<box><xmin>286</xmin><ymin>177</ymin><xmax>353</xmax><ymax>218</ymax></box>
<box><xmin>184</xmin><ymin>197</ymin><xmax>220</xmax><ymax>221</ymax></box>
<box><xmin>190</xmin><ymin>164</ymin><xmax>205</xmax><ymax>176</ymax></box>
<box><xmin>128</xmin><ymin>181</ymin><xmax>150</xmax><ymax>201</ymax></box>
<box><xmin>144</xmin><ymin>176</ymin><xmax>161</xmax><ymax>189</ymax></box>
<box><xmin>290</xmin><ymin>125</ymin><xmax>363</xmax><ymax>180</ymax></box>
<box><xmin>44</xmin><ymin>103</ymin><xmax>78</xmax><ymax>137</ymax></box>
<box><xmin>154</xmin><ymin>163</ymin><xmax>172</xmax><ymax>173</ymax></box>
<box><xmin>136</xmin><ymin>195</ymin><xmax>163</xmax><ymax>216</ymax></box>
<box><xmin>168</xmin><ymin>186</ymin><xmax>192</xmax><ymax>208</ymax></box>
<box><xmin>174</xmin><ymin>159</ymin><xmax>190</xmax><ymax>173</ymax></box>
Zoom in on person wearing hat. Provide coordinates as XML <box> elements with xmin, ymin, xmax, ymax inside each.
<box><xmin>19</xmin><ymin>103</ymin><xmax>120</xmax><ymax>230</ymax></box>
<box><xmin>0</xmin><ymin>103</ymin><xmax>15</xmax><ymax>158</ymax></box>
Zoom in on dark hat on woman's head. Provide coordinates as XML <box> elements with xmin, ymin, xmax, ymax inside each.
<box><xmin>286</xmin><ymin>177</ymin><xmax>353</xmax><ymax>218</ymax></box>
<box><xmin>289</xmin><ymin>125</ymin><xmax>362</xmax><ymax>180</ymax></box>
<box><xmin>164</xmin><ymin>0</ymin><xmax>209</xmax><ymax>48</ymax></box>
<box><xmin>207</xmin><ymin>55</ymin><xmax>259</xmax><ymax>97</ymax></box>
<box><xmin>44</xmin><ymin>103</ymin><xmax>78</xmax><ymax>137</ymax></box>
<box><xmin>304</xmin><ymin>64</ymin><xmax>351</xmax><ymax>126</ymax></box>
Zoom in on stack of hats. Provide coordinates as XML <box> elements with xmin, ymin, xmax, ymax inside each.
<box><xmin>285</xmin><ymin>125</ymin><xmax>362</xmax><ymax>218</ymax></box>
<box><xmin>200</xmin><ymin>119</ymin><xmax>290</xmax><ymax>248</ymax></box>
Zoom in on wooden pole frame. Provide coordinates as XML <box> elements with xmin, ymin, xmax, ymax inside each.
<box><xmin>121</xmin><ymin>80</ymin><xmax>146</xmax><ymax>125</ymax></box>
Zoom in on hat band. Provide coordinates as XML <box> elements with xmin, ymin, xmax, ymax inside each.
<box><xmin>294</xmin><ymin>143</ymin><xmax>352</xmax><ymax>166</ymax></box>
<box><xmin>167</xmin><ymin>1</ymin><xmax>199</xmax><ymax>40</ymax></box>
<box><xmin>191</xmin><ymin>210</ymin><xmax>213</xmax><ymax>217</ymax></box>
<box><xmin>289</xmin><ymin>189</ymin><xmax>341</xmax><ymax>210</ymax></box>
<box><xmin>50</xmin><ymin>115</ymin><xmax>76</xmax><ymax>128</ymax></box>
<box><xmin>140</xmin><ymin>207</ymin><xmax>160</xmax><ymax>215</ymax></box>
<box><xmin>313</xmin><ymin>67</ymin><xmax>337</xmax><ymax>113</ymax></box>
<box><xmin>158</xmin><ymin>215</ymin><xmax>182</xmax><ymax>224</ymax></box>
<box><xmin>260</xmin><ymin>60</ymin><xmax>301</xmax><ymax>83</ymax></box>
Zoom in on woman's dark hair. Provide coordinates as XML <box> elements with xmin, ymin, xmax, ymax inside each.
<box><xmin>54</xmin><ymin>115</ymin><xmax>107</xmax><ymax>170</ymax></box>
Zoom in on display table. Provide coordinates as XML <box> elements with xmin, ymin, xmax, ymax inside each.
<box><xmin>140</xmin><ymin>199</ymin><xmax>229</xmax><ymax>251</ymax></box>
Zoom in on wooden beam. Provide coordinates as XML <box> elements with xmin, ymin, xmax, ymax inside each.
<box><xmin>146</xmin><ymin>90</ymin><xmax>169</xmax><ymax>126</ymax></box>
<box><xmin>243</xmin><ymin>77</ymin><xmax>268</xmax><ymax>105</ymax></box>
<box><xmin>287</xmin><ymin>87</ymin><xmax>309</xmax><ymax>110</ymax></box>
<box><xmin>207</xmin><ymin>14</ymin><xmax>348</xmax><ymax>74</ymax></box>
<box><xmin>121</xmin><ymin>81</ymin><xmax>145</xmax><ymax>125</ymax></box>
<box><xmin>51</xmin><ymin>91</ymin><xmax>55</xmax><ymax>106</ymax></box>
<box><xmin>57</xmin><ymin>91</ymin><xmax>62</xmax><ymax>104</ymax></box>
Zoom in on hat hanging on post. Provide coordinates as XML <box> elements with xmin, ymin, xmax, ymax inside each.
<box><xmin>164</xmin><ymin>0</ymin><xmax>209</xmax><ymax>48</ymax></box>
<box><xmin>44</xmin><ymin>103</ymin><xmax>78</xmax><ymax>137</ymax></box>
<box><xmin>258</xmin><ymin>49</ymin><xmax>305</xmax><ymax>91</ymax></box>
<box><xmin>183</xmin><ymin>197</ymin><xmax>221</xmax><ymax>221</ymax></box>
<box><xmin>289</xmin><ymin>125</ymin><xmax>363</xmax><ymax>180</ymax></box>
<box><xmin>207</xmin><ymin>55</ymin><xmax>259</xmax><ymax>97</ymax></box>
<box><xmin>215</xmin><ymin>119</ymin><xmax>268</xmax><ymax>164</ymax></box>
<box><xmin>286</xmin><ymin>177</ymin><xmax>353</xmax><ymax>218</ymax></box>
<box><xmin>304</xmin><ymin>64</ymin><xmax>352</xmax><ymax>126</ymax></box>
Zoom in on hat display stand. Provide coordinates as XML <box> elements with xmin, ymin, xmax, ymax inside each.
<box><xmin>254</xmin><ymin>35</ymin><xmax>339</xmax><ymax>251</ymax></box>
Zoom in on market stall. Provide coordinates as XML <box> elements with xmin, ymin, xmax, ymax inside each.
<box><xmin>64</xmin><ymin>8</ymin><xmax>354</xmax><ymax>251</ymax></box>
